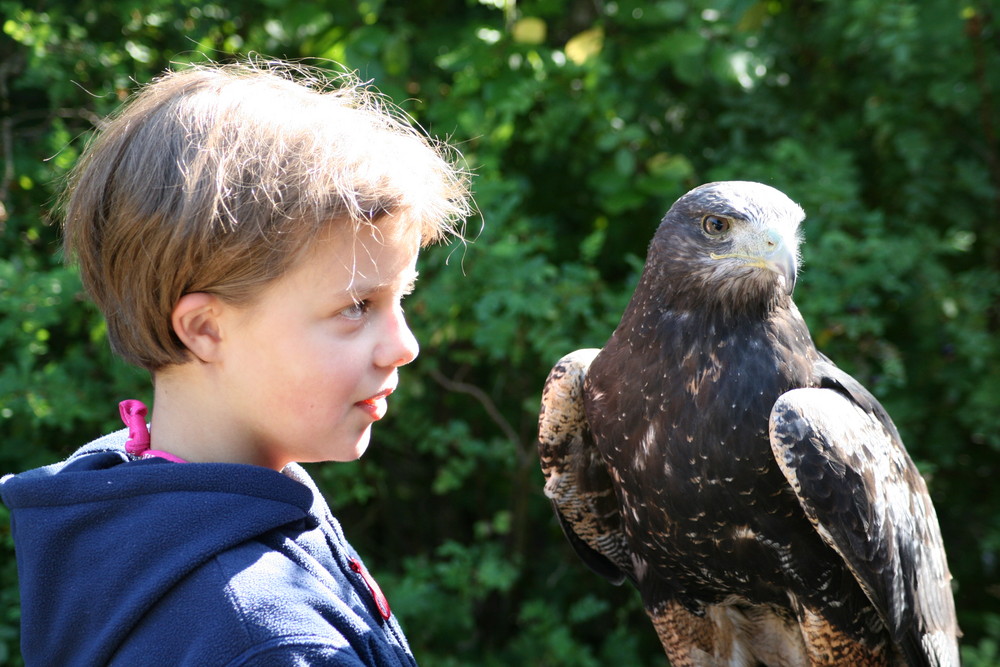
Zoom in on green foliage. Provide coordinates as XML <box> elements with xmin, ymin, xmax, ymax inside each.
<box><xmin>2</xmin><ymin>0</ymin><xmax>998</xmax><ymax>663</ymax></box>
<box><xmin>963</xmin><ymin>614</ymin><xmax>1000</xmax><ymax>667</ymax></box>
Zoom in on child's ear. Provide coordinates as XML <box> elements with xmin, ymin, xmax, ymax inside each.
<box><xmin>172</xmin><ymin>293</ymin><xmax>225</xmax><ymax>363</ymax></box>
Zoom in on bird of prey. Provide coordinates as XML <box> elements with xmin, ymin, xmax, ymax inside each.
<box><xmin>537</xmin><ymin>182</ymin><xmax>959</xmax><ymax>666</ymax></box>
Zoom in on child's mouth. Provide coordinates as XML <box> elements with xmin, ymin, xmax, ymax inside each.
<box><xmin>356</xmin><ymin>387</ymin><xmax>394</xmax><ymax>421</ymax></box>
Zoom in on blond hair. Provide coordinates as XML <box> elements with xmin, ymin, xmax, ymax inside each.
<box><xmin>63</xmin><ymin>60</ymin><xmax>471</xmax><ymax>371</ymax></box>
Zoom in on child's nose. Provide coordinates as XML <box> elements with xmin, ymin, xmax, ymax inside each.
<box><xmin>377</xmin><ymin>307</ymin><xmax>420</xmax><ymax>368</ymax></box>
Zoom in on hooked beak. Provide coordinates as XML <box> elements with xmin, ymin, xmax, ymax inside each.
<box><xmin>709</xmin><ymin>231</ymin><xmax>799</xmax><ymax>295</ymax></box>
<box><xmin>764</xmin><ymin>242</ymin><xmax>797</xmax><ymax>295</ymax></box>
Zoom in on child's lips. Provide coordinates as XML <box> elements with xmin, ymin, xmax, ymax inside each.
<box><xmin>356</xmin><ymin>387</ymin><xmax>394</xmax><ymax>421</ymax></box>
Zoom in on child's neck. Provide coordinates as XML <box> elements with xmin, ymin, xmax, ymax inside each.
<box><xmin>150</xmin><ymin>366</ymin><xmax>286</xmax><ymax>470</ymax></box>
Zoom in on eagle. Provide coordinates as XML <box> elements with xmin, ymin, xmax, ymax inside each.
<box><xmin>537</xmin><ymin>182</ymin><xmax>959</xmax><ymax>666</ymax></box>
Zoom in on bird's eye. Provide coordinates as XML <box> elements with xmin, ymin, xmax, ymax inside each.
<box><xmin>702</xmin><ymin>215</ymin><xmax>731</xmax><ymax>236</ymax></box>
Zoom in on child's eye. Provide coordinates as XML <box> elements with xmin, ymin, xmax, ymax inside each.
<box><xmin>341</xmin><ymin>300</ymin><xmax>371</xmax><ymax>321</ymax></box>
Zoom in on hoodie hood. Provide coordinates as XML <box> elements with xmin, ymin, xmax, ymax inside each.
<box><xmin>0</xmin><ymin>429</ymin><xmax>316</xmax><ymax>666</ymax></box>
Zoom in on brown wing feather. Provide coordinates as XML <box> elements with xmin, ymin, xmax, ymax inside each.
<box><xmin>770</xmin><ymin>387</ymin><xmax>960</xmax><ymax>667</ymax></box>
<box><xmin>537</xmin><ymin>349</ymin><xmax>634</xmax><ymax>585</ymax></box>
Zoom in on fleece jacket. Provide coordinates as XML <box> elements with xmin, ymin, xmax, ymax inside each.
<box><xmin>0</xmin><ymin>428</ymin><xmax>417</xmax><ymax>667</ymax></box>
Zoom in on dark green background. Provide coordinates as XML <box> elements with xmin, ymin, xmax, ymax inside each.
<box><xmin>2</xmin><ymin>1</ymin><xmax>998</xmax><ymax>664</ymax></box>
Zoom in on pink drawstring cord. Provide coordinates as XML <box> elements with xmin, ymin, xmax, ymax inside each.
<box><xmin>119</xmin><ymin>400</ymin><xmax>187</xmax><ymax>463</ymax></box>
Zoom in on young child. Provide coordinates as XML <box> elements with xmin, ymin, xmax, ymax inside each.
<box><xmin>0</xmin><ymin>61</ymin><xmax>470</xmax><ymax>665</ymax></box>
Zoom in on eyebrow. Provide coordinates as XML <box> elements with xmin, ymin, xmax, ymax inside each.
<box><xmin>347</xmin><ymin>268</ymin><xmax>419</xmax><ymax>302</ymax></box>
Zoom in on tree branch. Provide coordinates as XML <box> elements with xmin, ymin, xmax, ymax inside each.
<box><xmin>425</xmin><ymin>365</ymin><xmax>524</xmax><ymax>453</ymax></box>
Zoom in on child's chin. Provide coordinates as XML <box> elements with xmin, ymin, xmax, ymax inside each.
<box><xmin>339</xmin><ymin>431</ymin><xmax>372</xmax><ymax>462</ymax></box>
<box><xmin>350</xmin><ymin>441</ymin><xmax>371</xmax><ymax>460</ymax></box>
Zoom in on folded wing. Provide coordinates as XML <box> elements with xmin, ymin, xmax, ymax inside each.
<box><xmin>537</xmin><ymin>349</ymin><xmax>634</xmax><ymax>586</ymax></box>
<box><xmin>769</xmin><ymin>379</ymin><xmax>959</xmax><ymax>667</ymax></box>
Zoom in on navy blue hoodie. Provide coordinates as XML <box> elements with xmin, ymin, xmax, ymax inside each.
<box><xmin>0</xmin><ymin>429</ymin><xmax>417</xmax><ymax>666</ymax></box>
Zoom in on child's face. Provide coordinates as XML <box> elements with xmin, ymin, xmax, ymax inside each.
<box><xmin>213</xmin><ymin>225</ymin><xmax>421</xmax><ymax>469</ymax></box>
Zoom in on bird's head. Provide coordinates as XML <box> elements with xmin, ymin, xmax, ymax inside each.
<box><xmin>648</xmin><ymin>181</ymin><xmax>804</xmax><ymax>313</ymax></box>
